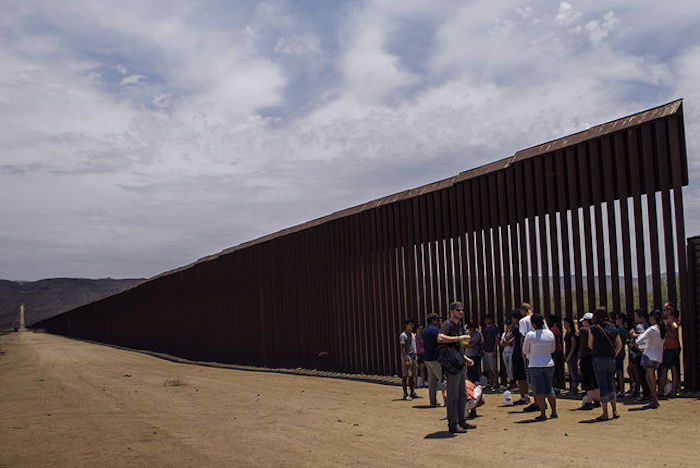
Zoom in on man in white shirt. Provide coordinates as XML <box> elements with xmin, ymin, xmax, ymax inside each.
<box><xmin>518</xmin><ymin>302</ymin><xmax>548</xmax><ymax>413</ymax></box>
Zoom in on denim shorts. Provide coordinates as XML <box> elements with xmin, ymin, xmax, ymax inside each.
<box><xmin>641</xmin><ymin>354</ymin><xmax>661</xmax><ymax>370</ymax></box>
<box><xmin>592</xmin><ymin>357</ymin><xmax>616</xmax><ymax>403</ymax></box>
<box><xmin>529</xmin><ymin>366</ymin><xmax>554</xmax><ymax>395</ymax></box>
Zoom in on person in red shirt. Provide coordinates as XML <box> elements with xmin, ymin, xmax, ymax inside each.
<box><xmin>659</xmin><ymin>302</ymin><xmax>681</xmax><ymax>397</ymax></box>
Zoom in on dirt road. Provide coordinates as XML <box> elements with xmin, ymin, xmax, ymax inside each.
<box><xmin>1</xmin><ymin>332</ymin><xmax>697</xmax><ymax>467</ymax></box>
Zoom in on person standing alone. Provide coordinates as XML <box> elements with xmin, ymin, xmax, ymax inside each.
<box><xmin>438</xmin><ymin>302</ymin><xmax>474</xmax><ymax>434</ymax></box>
<box><xmin>399</xmin><ymin>318</ymin><xmax>420</xmax><ymax>401</ymax></box>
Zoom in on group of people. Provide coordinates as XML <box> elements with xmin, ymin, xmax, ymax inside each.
<box><xmin>399</xmin><ymin>300</ymin><xmax>682</xmax><ymax>432</ymax></box>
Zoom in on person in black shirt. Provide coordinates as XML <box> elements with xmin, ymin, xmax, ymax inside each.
<box><xmin>563</xmin><ymin>317</ymin><xmax>579</xmax><ymax>395</ymax></box>
<box><xmin>437</xmin><ymin>301</ymin><xmax>474</xmax><ymax>434</ymax></box>
<box><xmin>510</xmin><ymin>310</ymin><xmax>530</xmax><ymax>406</ymax></box>
<box><xmin>589</xmin><ymin>307</ymin><xmax>622</xmax><ymax>421</ymax></box>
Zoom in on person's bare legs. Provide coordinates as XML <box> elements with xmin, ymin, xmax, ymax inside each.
<box><xmin>658</xmin><ymin>367</ymin><xmax>668</xmax><ymax>395</ymax></box>
<box><xmin>546</xmin><ymin>393</ymin><xmax>557</xmax><ymax>417</ymax></box>
<box><xmin>535</xmin><ymin>394</ymin><xmax>546</xmax><ymax>417</ymax></box>
<box><xmin>601</xmin><ymin>401</ymin><xmax>609</xmax><ymax>419</ymax></box>
<box><xmin>671</xmin><ymin>365</ymin><xmax>680</xmax><ymax>395</ymax></box>
<box><xmin>610</xmin><ymin>398</ymin><xmax>618</xmax><ymax>418</ymax></box>
<box><xmin>646</xmin><ymin>369</ymin><xmax>659</xmax><ymax>406</ymax></box>
<box><xmin>517</xmin><ymin>380</ymin><xmax>530</xmax><ymax>402</ymax></box>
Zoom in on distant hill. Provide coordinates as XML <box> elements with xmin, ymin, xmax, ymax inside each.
<box><xmin>0</xmin><ymin>278</ymin><xmax>143</xmax><ymax>329</ymax></box>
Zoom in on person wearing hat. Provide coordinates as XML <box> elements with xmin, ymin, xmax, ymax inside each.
<box><xmin>438</xmin><ymin>301</ymin><xmax>475</xmax><ymax>433</ymax></box>
<box><xmin>422</xmin><ymin>312</ymin><xmax>443</xmax><ymax>407</ymax></box>
<box><xmin>577</xmin><ymin>312</ymin><xmax>601</xmax><ymax>410</ymax></box>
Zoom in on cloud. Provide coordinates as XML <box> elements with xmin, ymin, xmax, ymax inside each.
<box><xmin>119</xmin><ymin>74</ymin><xmax>145</xmax><ymax>85</ymax></box>
<box><xmin>0</xmin><ymin>0</ymin><xmax>699</xmax><ymax>281</ymax></box>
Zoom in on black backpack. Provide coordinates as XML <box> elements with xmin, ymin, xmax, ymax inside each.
<box><xmin>437</xmin><ymin>343</ymin><xmax>465</xmax><ymax>375</ymax></box>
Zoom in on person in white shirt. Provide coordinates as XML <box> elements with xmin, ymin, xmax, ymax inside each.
<box><xmin>630</xmin><ymin>309</ymin><xmax>666</xmax><ymax>409</ymax></box>
<box><xmin>522</xmin><ymin>314</ymin><xmax>557</xmax><ymax>420</ymax></box>
<box><xmin>519</xmin><ymin>302</ymin><xmax>549</xmax><ymax>413</ymax></box>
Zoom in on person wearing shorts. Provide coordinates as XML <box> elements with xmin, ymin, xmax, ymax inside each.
<box><xmin>631</xmin><ymin>310</ymin><xmax>665</xmax><ymax>409</ymax></box>
<box><xmin>660</xmin><ymin>302</ymin><xmax>681</xmax><ymax>397</ymax></box>
<box><xmin>399</xmin><ymin>318</ymin><xmax>420</xmax><ymax>400</ymax></box>
<box><xmin>522</xmin><ymin>313</ymin><xmax>557</xmax><ymax>420</ymax></box>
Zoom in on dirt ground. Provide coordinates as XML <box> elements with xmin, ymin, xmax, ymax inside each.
<box><xmin>1</xmin><ymin>332</ymin><xmax>697</xmax><ymax>467</ymax></box>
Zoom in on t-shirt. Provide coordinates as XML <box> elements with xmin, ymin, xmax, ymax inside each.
<box><xmin>578</xmin><ymin>328</ymin><xmax>591</xmax><ymax>358</ymax></box>
<box><xmin>551</xmin><ymin>325</ymin><xmax>563</xmax><ymax>353</ymax></box>
<box><xmin>399</xmin><ymin>331</ymin><xmax>416</xmax><ymax>359</ymax></box>
<box><xmin>519</xmin><ymin>314</ymin><xmax>549</xmax><ymax>336</ymax></box>
<box><xmin>590</xmin><ymin>322</ymin><xmax>619</xmax><ymax>359</ymax></box>
<box><xmin>664</xmin><ymin>316</ymin><xmax>680</xmax><ymax>349</ymax></box>
<box><xmin>482</xmin><ymin>325</ymin><xmax>499</xmax><ymax>352</ymax></box>
<box><xmin>422</xmin><ymin>325</ymin><xmax>439</xmax><ymax>361</ymax></box>
<box><xmin>564</xmin><ymin>330</ymin><xmax>578</xmax><ymax>358</ymax></box>
<box><xmin>512</xmin><ymin>326</ymin><xmax>523</xmax><ymax>355</ymax></box>
<box><xmin>637</xmin><ymin>325</ymin><xmax>664</xmax><ymax>363</ymax></box>
<box><xmin>523</xmin><ymin>329</ymin><xmax>555</xmax><ymax>367</ymax></box>
<box><xmin>464</xmin><ymin>328</ymin><xmax>481</xmax><ymax>357</ymax></box>
<box><xmin>616</xmin><ymin>326</ymin><xmax>629</xmax><ymax>359</ymax></box>
<box><xmin>439</xmin><ymin>319</ymin><xmax>464</xmax><ymax>355</ymax></box>
<box><xmin>501</xmin><ymin>331</ymin><xmax>514</xmax><ymax>351</ymax></box>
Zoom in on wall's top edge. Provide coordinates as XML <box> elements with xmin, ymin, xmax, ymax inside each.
<box><xmin>60</xmin><ymin>100</ymin><xmax>687</xmax><ymax>299</ymax></box>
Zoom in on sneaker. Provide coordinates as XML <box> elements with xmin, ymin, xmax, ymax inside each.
<box><xmin>513</xmin><ymin>398</ymin><xmax>530</xmax><ymax>406</ymax></box>
<box><xmin>410</xmin><ymin>393</ymin><xmax>422</xmax><ymax>399</ymax></box>
<box><xmin>449</xmin><ymin>426</ymin><xmax>467</xmax><ymax>434</ymax></box>
<box><xmin>580</xmin><ymin>402</ymin><xmax>594</xmax><ymax>410</ymax></box>
<box><xmin>430</xmin><ymin>402</ymin><xmax>442</xmax><ymax>407</ymax></box>
<box><xmin>593</xmin><ymin>401</ymin><xmax>601</xmax><ymax>408</ymax></box>
<box><xmin>524</xmin><ymin>403</ymin><xmax>542</xmax><ymax>413</ymax></box>
<box><xmin>401</xmin><ymin>394</ymin><xmax>412</xmax><ymax>401</ymax></box>
<box><xmin>468</xmin><ymin>409</ymin><xmax>478</xmax><ymax>419</ymax></box>
<box><xmin>459</xmin><ymin>421</ymin><xmax>477</xmax><ymax>430</ymax></box>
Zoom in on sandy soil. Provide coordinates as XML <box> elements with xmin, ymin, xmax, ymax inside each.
<box><xmin>1</xmin><ymin>332</ymin><xmax>697</xmax><ymax>467</ymax></box>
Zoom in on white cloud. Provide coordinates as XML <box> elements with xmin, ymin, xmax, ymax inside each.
<box><xmin>1</xmin><ymin>0</ymin><xmax>700</xmax><ymax>281</ymax></box>
<box><xmin>119</xmin><ymin>73</ymin><xmax>145</xmax><ymax>85</ymax></box>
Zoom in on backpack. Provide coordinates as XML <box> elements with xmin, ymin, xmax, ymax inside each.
<box><xmin>437</xmin><ymin>343</ymin><xmax>465</xmax><ymax>375</ymax></box>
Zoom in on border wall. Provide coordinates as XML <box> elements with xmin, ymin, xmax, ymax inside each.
<box><xmin>35</xmin><ymin>101</ymin><xmax>692</xmax><ymax>384</ymax></box>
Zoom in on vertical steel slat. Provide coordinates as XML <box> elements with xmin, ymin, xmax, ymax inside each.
<box><xmin>368</xmin><ymin>208</ymin><xmax>383</xmax><ymax>374</ymax></box>
<box><xmin>348</xmin><ymin>214</ymin><xmax>362</xmax><ymax>372</ymax></box>
<box><xmin>384</xmin><ymin>204</ymin><xmax>399</xmax><ymax>376</ymax></box>
<box><xmin>668</xmin><ymin>115</ymin><xmax>692</xmax><ymax>389</ymax></box>
<box><xmin>472</xmin><ymin>179</ymin><xmax>486</xmax><ymax>325</ymax></box>
<box><xmin>578</xmin><ymin>144</ymin><xmax>597</xmax><ymax>311</ymax></box>
<box><xmin>628</xmin><ymin>128</ymin><xmax>648</xmax><ymax>310</ymax></box>
<box><xmin>418</xmin><ymin>196</ymin><xmax>430</xmax><ymax>314</ymax></box>
<box><xmin>406</xmin><ymin>198</ymin><xmax>420</xmax><ymax>318</ymax></box>
<box><xmin>465</xmin><ymin>180</ymin><xmax>479</xmax><ymax>316</ymax></box>
<box><xmin>602</xmin><ymin>136</ymin><xmax>621</xmax><ymax>315</ymax></box>
<box><xmin>641</xmin><ymin>124</ymin><xmax>663</xmax><ymax>309</ymax></box>
<box><xmin>590</xmin><ymin>140</ymin><xmax>608</xmax><ymax>309</ymax></box>
<box><xmin>544</xmin><ymin>153</ymin><xmax>562</xmax><ymax>317</ymax></box>
<box><xmin>567</xmin><ymin>147</ymin><xmax>585</xmax><ymax>316</ymax></box>
<box><xmin>431</xmin><ymin>192</ymin><xmax>445</xmax><ymax>315</ymax></box>
<box><xmin>497</xmin><ymin>170</ymin><xmax>513</xmax><ymax>316</ymax></box>
<box><xmin>534</xmin><ymin>157</ymin><xmax>551</xmax><ymax>316</ymax></box>
<box><xmin>489</xmin><ymin>173</ymin><xmax>504</xmax><ymax>323</ymax></box>
<box><xmin>615</xmin><ymin>133</ymin><xmax>635</xmax><ymax>314</ymax></box>
<box><xmin>444</xmin><ymin>188</ymin><xmax>457</xmax><ymax>307</ymax></box>
<box><xmin>455</xmin><ymin>183</ymin><xmax>468</xmax><ymax>304</ymax></box>
<box><xmin>515</xmin><ymin>162</ymin><xmax>530</xmax><ymax>303</ymax></box>
<box><xmin>524</xmin><ymin>159</ymin><xmax>541</xmax><ymax>311</ymax></box>
<box><xmin>555</xmin><ymin>152</ymin><xmax>573</xmax><ymax>320</ymax></box>
<box><xmin>482</xmin><ymin>175</ymin><xmax>496</xmax><ymax>320</ymax></box>
<box><xmin>506</xmin><ymin>168</ymin><xmax>522</xmax><ymax>306</ymax></box>
<box><xmin>656</xmin><ymin>120</ymin><xmax>677</xmax><ymax>304</ymax></box>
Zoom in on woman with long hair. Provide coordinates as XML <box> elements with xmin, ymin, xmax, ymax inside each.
<box><xmin>630</xmin><ymin>309</ymin><xmax>666</xmax><ymax>409</ymax></box>
<box><xmin>563</xmin><ymin>317</ymin><xmax>579</xmax><ymax>395</ymax></box>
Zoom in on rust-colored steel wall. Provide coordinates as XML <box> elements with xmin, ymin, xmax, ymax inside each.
<box><xmin>35</xmin><ymin>101</ymin><xmax>693</xmax><ymax>385</ymax></box>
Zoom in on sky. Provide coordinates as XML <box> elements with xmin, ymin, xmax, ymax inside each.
<box><xmin>1</xmin><ymin>0</ymin><xmax>699</xmax><ymax>281</ymax></box>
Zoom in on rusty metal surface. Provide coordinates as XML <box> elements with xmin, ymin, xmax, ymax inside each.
<box><xmin>35</xmin><ymin>101</ymin><xmax>692</xmax><ymax>387</ymax></box>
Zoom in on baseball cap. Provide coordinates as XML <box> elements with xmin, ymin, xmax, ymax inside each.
<box><xmin>579</xmin><ymin>312</ymin><xmax>593</xmax><ymax>322</ymax></box>
<box><xmin>426</xmin><ymin>313</ymin><xmax>440</xmax><ymax>323</ymax></box>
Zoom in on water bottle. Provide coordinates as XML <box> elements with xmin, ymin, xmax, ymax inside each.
<box><xmin>503</xmin><ymin>390</ymin><xmax>512</xmax><ymax>404</ymax></box>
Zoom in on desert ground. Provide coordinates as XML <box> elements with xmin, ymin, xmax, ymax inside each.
<box><xmin>1</xmin><ymin>332</ymin><xmax>698</xmax><ymax>467</ymax></box>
